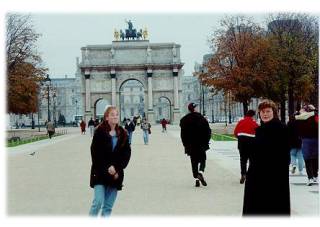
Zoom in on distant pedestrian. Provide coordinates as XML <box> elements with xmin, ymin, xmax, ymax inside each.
<box><xmin>133</xmin><ymin>116</ymin><xmax>138</xmax><ymax>126</ymax></box>
<box><xmin>140</xmin><ymin>118</ymin><xmax>151</xmax><ymax>145</ymax></box>
<box><xmin>180</xmin><ymin>102</ymin><xmax>211</xmax><ymax>187</ymax></box>
<box><xmin>80</xmin><ymin>120</ymin><xmax>86</xmax><ymax>135</ymax></box>
<box><xmin>88</xmin><ymin>118</ymin><xmax>95</xmax><ymax>137</ymax></box>
<box><xmin>160</xmin><ymin>118</ymin><xmax>168</xmax><ymax>133</ymax></box>
<box><xmin>287</xmin><ymin>114</ymin><xmax>304</xmax><ymax>175</ymax></box>
<box><xmin>295</xmin><ymin>104</ymin><xmax>318</xmax><ymax>186</ymax></box>
<box><xmin>242</xmin><ymin>99</ymin><xmax>290</xmax><ymax>216</ymax></box>
<box><xmin>46</xmin><ymin>120</ymin><xmax>55</xmax><ymax>139</ymax></box>
<box><xmin>125</xmin><ymin>118</ymin><xmax>135</xmax><ymax>145</ymax></box>
<box><xmin>136</xmin><ymin>116</ymin><xmax>141</xmax><ymax>126</ymax></box>
<box><xmin>234</xmin><ymin>109</ymin><xmax>258</xmax><ymax>184</ymax></box>
<box><xmin>89</xmin><ymin>106</ymin><xmax>131</xmax><ymax>217</ymax></box>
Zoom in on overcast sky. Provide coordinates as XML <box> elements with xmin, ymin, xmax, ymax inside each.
<box><xmin>30</xmin><ymin>13</ymin><xmax>272</xmax><ymax>78</ymax></box>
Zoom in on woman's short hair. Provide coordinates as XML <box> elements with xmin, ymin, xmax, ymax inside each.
<box><xmin>258</xmin><ymin>99</ymin><xmax>278</xmax><ymax>119</ymax></box>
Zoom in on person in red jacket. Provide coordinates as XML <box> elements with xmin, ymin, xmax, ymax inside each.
<box><xmin>160</xmin><ymin>118</ymin><xmax>168</xmax><ymax>133</ymax></box>
<box><xmin>234</xmin><ymin>109</ymin><xmax>258</xmax><ymax>184</ymax></box>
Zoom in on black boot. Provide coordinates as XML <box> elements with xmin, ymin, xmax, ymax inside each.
<box><xmin>197</xmin><ymin>172</ymin><xmax>207</xmax><ymax>186</ymax></box>
<box><xmin>240</xmin><ymin>175</ymin><xmax>246</xmax><ymax>184</ymax></box>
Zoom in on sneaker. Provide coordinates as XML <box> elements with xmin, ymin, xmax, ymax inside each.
<box><xmin>240</xmin><ymin>175</ymin><xmax>246</xmax><ymax>184</ymax></box>
<box><xmin>313</xmin><ymin>177</ymin><xmax>318</xmax><ymax>183</ymax></box>
<box><xmin>197</xmin><ymin>172</ymin><xmax>207</xmax><ymax>186</ymax></box>
<box><xmin>306</xmin><ymin>179</ymin><xmax>313</xmax><ymax>186</ymax></box>
<box><xmin>195</xmin><ymin>180</ymin><xmax>200</xmax><ymax>187</ymax></box>
<box><xmin>291</xmin><ymin>165</ymin><xmax>296</xmax><ymax>174</ymax></box>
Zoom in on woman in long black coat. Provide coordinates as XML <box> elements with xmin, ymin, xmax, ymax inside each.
<box><xmin>89</xmin><ymin>106</ymin><xmax>131</xmax><ymax>217</ymax></box>
<box><xmin>243</xmin><ymin>99</ymin><xmax>290</xmax><ymax>216</ymax></box>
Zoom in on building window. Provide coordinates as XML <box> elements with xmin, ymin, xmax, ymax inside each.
<box><xmin>131</xmin><ymin>108</ymin><xmax>134</xmax><ymax>116</ymax></box>
<box><xmin>159</xmin><ymin>107</ymin><xmax>162</xmax><ymax>116</ymax></box>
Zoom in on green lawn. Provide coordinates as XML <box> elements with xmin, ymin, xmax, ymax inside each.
<box><xmin>212</xmin><ymin>133</ymin><xmax>237</xmax><ymax>141</ymax></box>
<box><xmin>7</xmin><ymin>133</ymin><xmax>63</xmax><ymax>147</ymax></box>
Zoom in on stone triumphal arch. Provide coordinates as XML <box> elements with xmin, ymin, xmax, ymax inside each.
<box><xmin>76</xmin><ymin>24</ymin><xmax>184</xmax><ymax>124</ymax></box>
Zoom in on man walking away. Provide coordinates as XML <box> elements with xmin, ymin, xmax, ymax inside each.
<box><xmin>88</xmin><ymin>118</ymin><xmax>95</xmax><ymax>137</ymax></box>
<box><xmin>234</xmin><ymin>110</ymin><xmax>258</xmax><ymax>184</ymax></box>
<box><xmin>125</xmin><ymin>118</ymin><xmax>135</xmax><ymax>145</ymax></box>
<box><xmin>180</xmin><ymin>103</ymin><xmax>212</xmax><ymax>187</ymax></box>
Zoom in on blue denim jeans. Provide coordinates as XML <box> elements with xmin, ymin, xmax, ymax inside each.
<box><xmin>128</xmin><ymin>131</ymin><xmax>133</xmax><ymax>144</ymax></box>
<box><xmin>89</xmin><ymin>126</ymin><xmax>94</xmax><ymax>137</ymax></box>
<box><xmin>290</xmin><ymin>148</ymin><xmax>304</xmax><ymax>172</ymax></box>
<box><xmin>89</xmin><ymin>184</ymin><xmax>118</xmax><ymax>217</ymax></box>
<box><xmin>143</xmin><ymin>130</ymin><xmax>149</xmax><ymax>144</ymax></box>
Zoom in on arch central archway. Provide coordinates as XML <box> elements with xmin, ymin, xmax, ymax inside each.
<box><xmin>155</xmin><ymin>96</ymin><xmax>172</xmax><ymax>123</ymax></box>
<box><xmin>119</xmin><ymin>79</ymin><xmax>145</xmax><ymax>123</ymax></box>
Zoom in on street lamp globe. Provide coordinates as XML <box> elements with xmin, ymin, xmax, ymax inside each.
<box><xmin>44</xmin><ymin>74</ymin><xmax>51</xmax><ymax>85</ymax></box>
<box><xmin>44</xmin><ymin>74</ymin><xmax>51</xmax><ymax>121</ymax></box>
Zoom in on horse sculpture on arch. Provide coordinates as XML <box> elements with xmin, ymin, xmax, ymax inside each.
<box><xmin>125</xmin><ymin>28</ymin><xmax>137</xmax><ymax>40</ymax></box>
<box><xmin>116</xmin><ymin>20</ymin><xmax>144</xmax><ymax>40</ymax></box>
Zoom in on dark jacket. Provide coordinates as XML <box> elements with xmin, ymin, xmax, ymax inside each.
<box><xmin>287</xmin><ymin>119</ymin><xmax>302</xmax><ymax>149</ymax></box>
<box><xmin>243</xmin><ymin>118</ymin><xmax>290</xmax><ymax>216</ymax></box>
<box><xmin>179</xmin><ymin>112</ymin><xmax>212</xmax><ymax>159</ymax></box>
<box><xmin>88</xmin><ymin>119</ymin><xmax>95</xmax><ymax>127</ymax></box>
<box><xmin>90</xmin><ymin>122</ymin><xmax>131</xmax><ymax>190</ymax></box>
<box><xmin>125</xmin><ymin>121</ymin><xmax>135</xmax><ymax>132</ymax></box>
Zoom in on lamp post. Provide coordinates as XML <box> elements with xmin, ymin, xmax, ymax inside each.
<box><xmin>44</xmin><ymin>74</ymin><xmax>51</xmax><ymax>121</ymax></box>
<box><xmin>200</xmin><ymin>69</ymin><xmax>206</xmax><ymax>116</ymax></box>
<box><xmin>75</xmin><ymin>99</ymin><xmax>78</xmax><ymax>125</ymax></box>
<box><xmin>75</xmin><ymin>99</ymin><xmax>78</xmax><ymax>116</ymax></box>
<box><xmin>211</xmin><ymin>95</ymin><xmax>215</xmax><ymax>123</ymax></box>
<box><xmin>228</xmin><ymin>91</ymin><xmax>232</xmax><ymax>124</ymax></box>
<box><xmin>53</xmin><ymin>90</ymin><xmax>56</xmax><ymax>127</ymax></box>
<box><xmin>37</xmin><ymin>85</ymin><xmax>41</xmax><ymax>132</ymax></box>
<box><xmin>202</xmin><ymin>83</ymin><xmax>205</xmax><ymax>116</ymax></box>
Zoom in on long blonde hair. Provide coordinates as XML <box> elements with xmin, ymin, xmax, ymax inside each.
<box><xmin>99</xmin><ymin>106</ymin><xmax>127</xmax><ymax>146</ymax></box>
<box><xmin>103</xmin><ymin>106</ymin><xmax>119</xmax><ymax>121</ymax></box>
